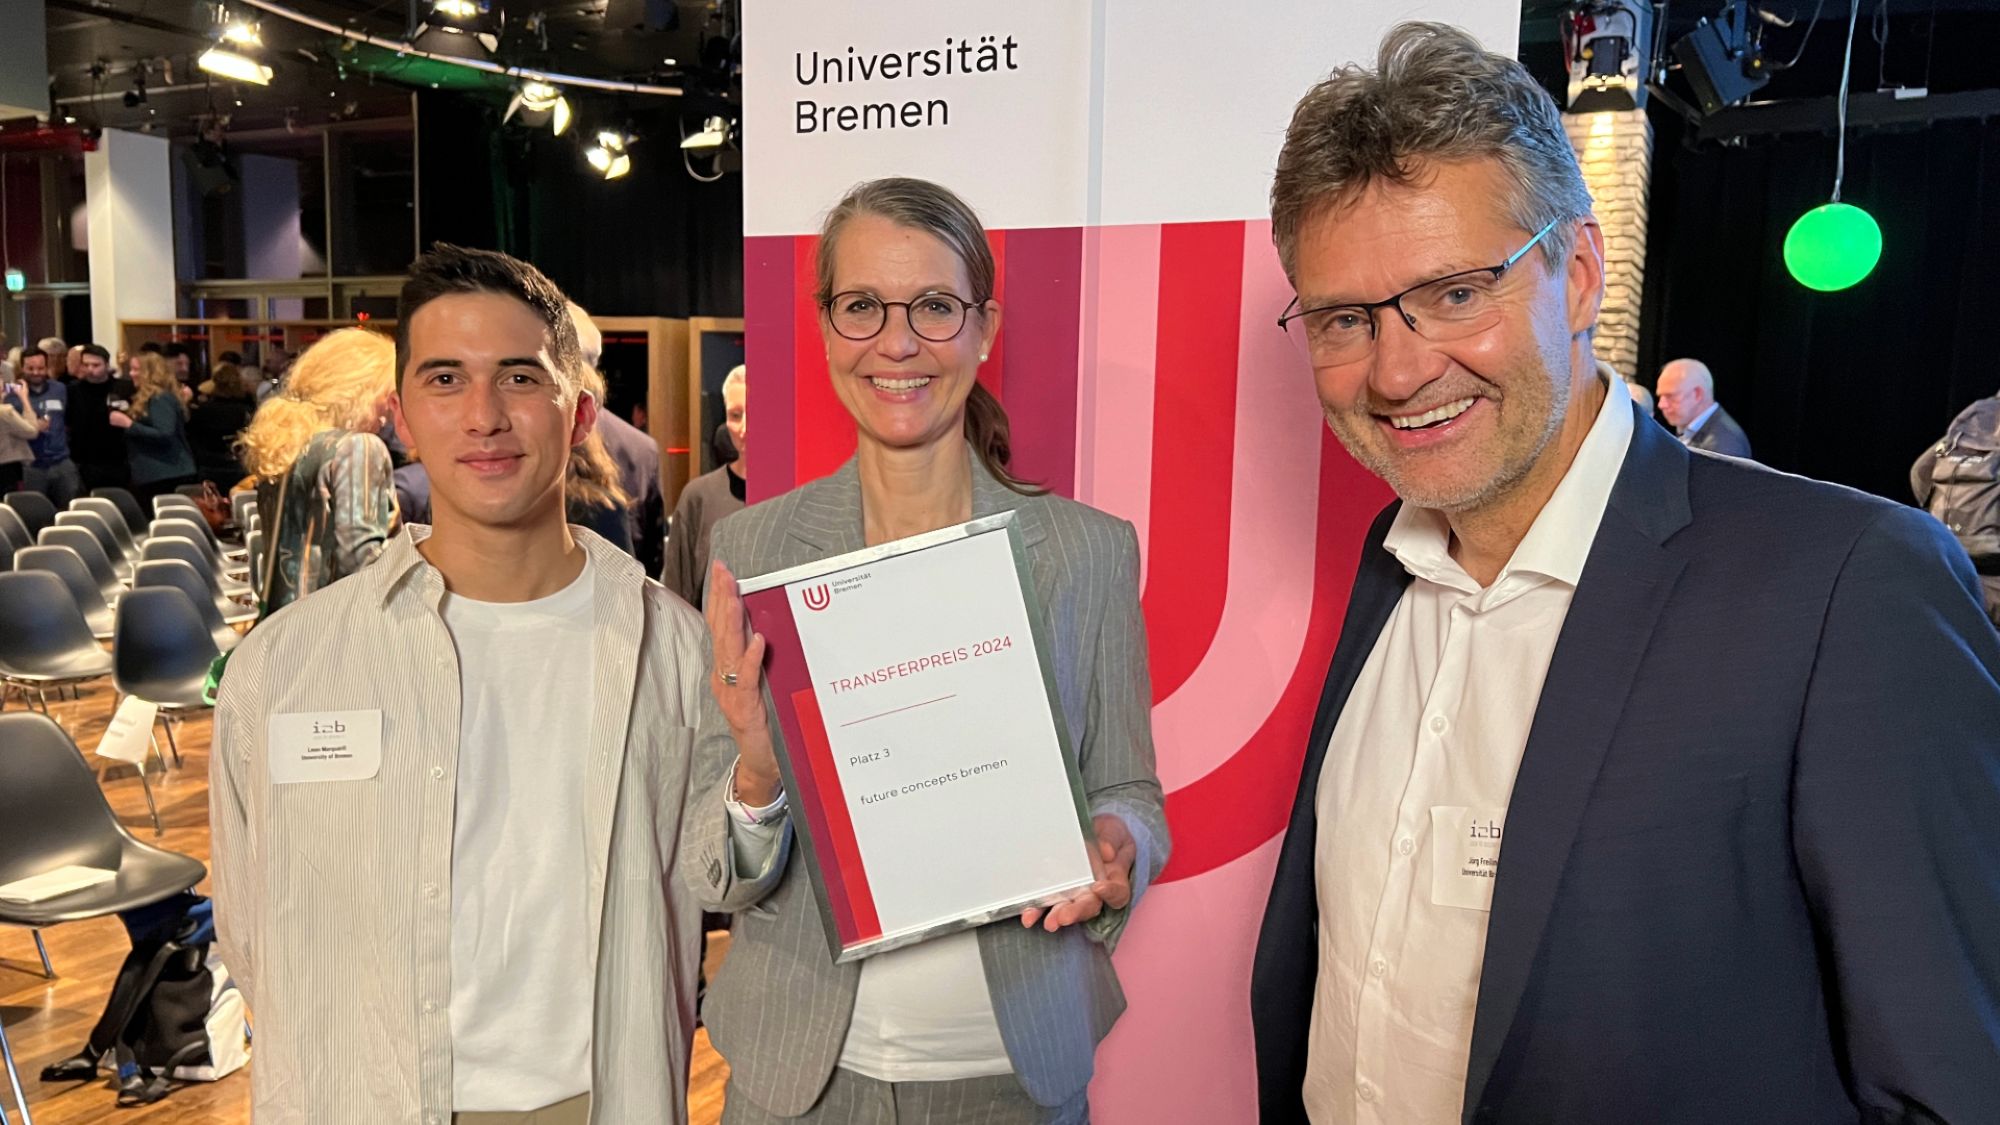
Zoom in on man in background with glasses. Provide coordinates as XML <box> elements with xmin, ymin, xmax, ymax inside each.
<box><xmin>1252</xmin><ymin>21</ymin><xmax>2000</xmax><ymax>1125</ymax></box>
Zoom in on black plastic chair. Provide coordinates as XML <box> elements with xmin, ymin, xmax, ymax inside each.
<box><xmin>0</xmin><ymin>572</ymin><xmax>113</xmax><ymax>712</ymax></box>
<box><xmin>14</xmin><ymin>546</ymin><xmax>116</xmax><ymax>640</ymax></box>
<box><xmin>35</xmin><ymin>527</ymin><xmax>124</xmax><ymax>605</ymax></box>
<box><xmin>54</xmin><ymin>511</ymin><xmax>132</xmax><ymax>578</ymax></box>
<box><xmin>147</xmin><ymin>519</ymin><xmax>250</xmax><ymax>596</ymax></box>
<box><xmin>0</xmin><ymin>506</ymin><xmax>29</xmax><ymax>554</ymax></box>
<box><xmin>2</xmin><ymin>492</ymin><xmax>55</xmax><ymax>537</ymax></box>
<box><xmin>0</xmin><ymin>714</ymin><xmax>205</xmax><ymax>1117</ymax></box>
<box><xmin>132</xmin><ymin>560</ymin><xmax>238</xmax><ymax>654</ymax></box>
<box><xmin>112</xmin><ymin>587</ymin><xmax>220</xmax><ymax>766</ymax></box>
<box><xmin>71</xmin><ymin>497</ymin><xmax>143</xmax><ymax>558</ymax></box>
<box><xmin>137</xmin><ymin>537</ymin><xmax>254</xmax><ymax>623</ymax></box>
<box><xmin>90</xmin><ymin>487</ymin><xmax>149</xmax><ymax>538</ymax></box>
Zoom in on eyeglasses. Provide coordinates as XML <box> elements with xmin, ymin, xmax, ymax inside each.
<box><xmin>1277</xmin><ymin>218</ymin><xmax>1561</xmax><ymax>368</ymax></box>
<box><xmin>822</xmin><ymin>290</ymin><xmax>988</xmax><ymax>343</ymax></box>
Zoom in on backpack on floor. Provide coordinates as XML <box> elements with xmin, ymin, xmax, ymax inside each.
<box><xmin>38</xmin><ymin>892</ymin><xmax>250</xmax><ymax>1106</ymax></box>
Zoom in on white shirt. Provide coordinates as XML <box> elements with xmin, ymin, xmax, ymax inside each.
<box><xmin>443</xmin><ymin>557</ymin><xmax>596</xmax><ymax>1112</ymax></box>
<box><xmin>1679</xmin><ymin>400</ymin><xmax>1720</xmax><ymax>442</ymax></box>
<box><xmin>1304</xmin><ymin>380</ymin><xmax>1633</xmax><ymax>1124</ymax></box>
<box><xmin>728</xmin><ymin>789</ymin><xmax>1012</xmax><ymax>1082</ymax></box>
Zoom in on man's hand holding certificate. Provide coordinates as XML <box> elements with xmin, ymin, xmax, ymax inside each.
<box><xmin>706</xmin><ymin>513</ymin><xmax>1111</xmax><ymax>961</ymax></box>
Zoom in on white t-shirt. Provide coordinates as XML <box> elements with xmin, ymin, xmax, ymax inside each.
<box><xmin>729</xmin><ymin>790</ymin><xmax>1012</xmax><ymax>1082</ymax></box>
<box><xmin>443</xmin><ymin>557</ymin><xmax>596</xmax><ymax>1112</ymax></box>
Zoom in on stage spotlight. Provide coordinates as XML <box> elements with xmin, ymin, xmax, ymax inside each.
<box><xmin>199</xmin><ymin>45</ymin><xmax>274</xmax><ymax>86</ymax></box>
<box><xmin>412</xmin><ymin>0</ymin><xmax>501</xmax><ymax>57</ymax></box>
<box><xmin>220</xmin><ymin>14</ymin><xmax>261</xmax><ymax>46</ymax></box>
<box><xmin>123</xmin><ymin>73</ymin><xmax>147</xmax><ymax>108</ymax></box>
<box><xmin>504</xmin><ymin>80</ymin><xmax>573</xmax><ymax>135</ymax></box>
<box><xmin>1563</xmin><ymin>1</ymin><xmax>1651</xmax><ymax>112</ymax></box>
<box><xmin>679</xmin><ymin>115</ymin><xmax>730</xmax><ymax>150</ymax></box>
<box><xmin>1672</xmin><ymin>2</ymin><xmax>1770</xmax><ymax>114</ymax></box>
<box><xmin>585</xmin><ymin>131</ymin><xmax>633</xmax><ymax>180</ymax></box>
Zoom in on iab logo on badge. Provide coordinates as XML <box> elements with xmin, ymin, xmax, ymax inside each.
<box><xmin>1430</xmin><ymin>805</ymin><xmax>1505</xmax><ymax>912</ymax></box>
<box><xmin>268</xmin><ymin>710</ymin><xmax>383</xmax><ymax>784</ymax></box>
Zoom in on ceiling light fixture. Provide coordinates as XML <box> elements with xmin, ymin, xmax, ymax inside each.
<box><xmin>504</xmin><ymin>79</ymin><xmax>572</xmax><ymax>135</ymax></box>
<box><xmin>679</xmin><ymin>114</ymin><xmax>730</xmax><ymax>150</ymax></box>
<box><xmin>199</xmin><ymin>45</ymin><xmax>275</xmax><ymax>85</ymax></box>
<box><xmin>584</xmin><ymin>130</ymin><xmax>633</xmax><ymax>180</ymax></box>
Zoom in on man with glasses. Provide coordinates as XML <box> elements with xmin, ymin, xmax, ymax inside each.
<box><xmin>1252</xmin><ymin>22</ymin><xmax>2000</xmax><ymax>1125</ymax></box>
<box><xmin>1655</xmin><ymin>357</ymin><xmax>1752</xmax><ymax>458</ymax></box>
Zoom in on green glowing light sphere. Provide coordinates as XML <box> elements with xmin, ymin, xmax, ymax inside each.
<box><xmin>1784</xmin><ymin>203</ymin><xmax>1882</xmax><ymax>292</ymax></box>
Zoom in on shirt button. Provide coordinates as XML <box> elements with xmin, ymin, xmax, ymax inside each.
<box><xmin>1429</xmin><ymin>714</ymin><xmax>1448</xmax><ymax>734</ymax></box>
<box><xmin>1397</xmin><ymin>837</ymin><xmax>1415</xmax><ymax>856</ymax></box>
<box><xmin>422</xmin><ymin>883</ymin><xmax>439</xmax><ymax>899</ymax></box>
<box><xmin>1358</xmin><ymin>1079</ymin><xmax>1377</xmax><ymax>1102</ymax></box>
<box><xmin>429</xmin><ymin>765</ymin><xmax>445</xmax><ymax>781</ymax></box>
<box><xmin>1370</xmin><ymin>958</ymin><xmax>1387</xmax><ymax>979</ymax></box>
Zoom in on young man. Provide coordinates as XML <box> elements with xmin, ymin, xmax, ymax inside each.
<box><xmin>213</xmin><ymin>245</ymin><xmax>707</xmax><ymax>1125</ymax></box>
<box><xmin>67</xmin><ymin>344</ymin><xmax>136</xmax><ymax>490</ymax></box>
<box><xmin>18</xmin><ymin>346</ymin><xmax>81</xmax><ymax>506</ymax></box>
<box><xmin>1252</xmin><ymin>21</ymin><xmax>2000</xmax><ymax>1125</ymax></box>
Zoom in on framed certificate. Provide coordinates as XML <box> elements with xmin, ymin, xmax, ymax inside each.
<box><xmin>738</xmin><ymin>512</ymin><xmax>1097</xmax><ymax>962</ymax></box>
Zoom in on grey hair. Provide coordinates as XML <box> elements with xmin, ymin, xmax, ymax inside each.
<box><xmin>1270</xmin><ymin>21</ymin><xmax>1593</xmax><ymax>278</ymax></box>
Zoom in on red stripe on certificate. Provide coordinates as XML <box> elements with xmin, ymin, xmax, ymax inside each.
<box><xmin>792</xmin><ymin>688</ymin><xmax>882</xmax><ymax>943</ymax></box>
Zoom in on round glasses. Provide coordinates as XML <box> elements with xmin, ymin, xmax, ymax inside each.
<box><xmin>822</xmin><ymin>291</ymin><xmax>986</xmax><ymax>343</ymax></box>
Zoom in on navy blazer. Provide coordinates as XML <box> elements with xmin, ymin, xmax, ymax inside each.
<box><xmin>1252</xmin><ymin>403</ymin><xmax>2000</xmax><ymax>1124</ymax></box>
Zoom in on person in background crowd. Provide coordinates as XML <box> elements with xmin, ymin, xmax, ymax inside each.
<box><xmin>692</xmin><ymin>178</ymin><xmax>1167</xmax><ymax>1125</ymax></box>
<box><xmin>162</xmin><ymin>341</ymin><xmax>198</xmax><ymax>387</ymax></box>
<box><xmin>35</xmin><ymin>337</ymin><xmax>68</xmax><ymax>378</ymax></box>
<box><xmin>20</xmin><ymin>346</ymin><xmax>81</xmax><ymax>507</ymax></box>
<box><xmin>569</xmin><ymin>303</ymin><xmax>665</xmax><ymax>576</ymax></box>
<box><xmin>110</xmin><ymin>352</ymin><xmax>199</xmax><ymax>505</ymax></box>
<box><xmin>1251</xmin><ymin>22</ymin><xmax>2000</xmax><ymax>1124</ymax></box>
<box><xmin>235</xmin><ymin>327</ymin><xmax>397</xmax><ymax>613</ymax></box>
<box><xmin>68</xmin><ymin>344</ymin><xmax>136</xmax><ymax>491</ymax></box>
<box><xmin>0</xmin><ymin>376</ymin><xmax>36</xmax><ymax>492</ymax></box>
<box><xmin>1911</xmin><ymin>387</ymin><xmax>2000</xmax><ymax>624</ymax></box>
<box><xmin>663</xmin><ymin>364</ymin><xmax>747</xmax><ymax>608</ymax></box>
<box><xmin>65</xmin><ymin>344</ymin><xmax>84</xmax><ymax>380</ymax></box>
<box><xmin>212</xmin><ymin>243</ymin><xmax>706</xmax><ymax>1125</ymax></box>
<box><xmin>1656</xmin><ymin>357</ymin><xmax>1751</xmax><ymax>458</ymax></box>
<box><xmin>189</xmin><ymin>361</ymin><xmax>258</xmax><ymax>489</ymax></box>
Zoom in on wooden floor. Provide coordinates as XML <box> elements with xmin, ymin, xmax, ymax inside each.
<box><xmin>1</xmin><ymin>680</ymin><xmax>730</xmax><ymax>1124</ymax></box>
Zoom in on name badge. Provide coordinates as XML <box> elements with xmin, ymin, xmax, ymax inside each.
<box><xmin>1431</xmin><ymin>805</ymin><xmax>1505</xmax><ymax>912</ymax></box>
<box><xmin>268</xmin><ymin>710</ymin><xmax>383</xmax><ymax>784</ymax></box>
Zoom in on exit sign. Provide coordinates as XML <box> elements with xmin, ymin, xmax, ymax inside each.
<box><xmin>3</xmin><ymin>269</ymin><xmax>22</xmax><ymax>293</ymax></box>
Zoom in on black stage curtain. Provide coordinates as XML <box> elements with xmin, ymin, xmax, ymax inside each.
<box><xmin>417</xmin><ymin>91</ymin><xmax>744</xmax><ymax>320</ymax></box>
<box><xmin>1639</xmin><ymin>109</ymin><xmax>2000</xmax><ymax>505</ymax></box>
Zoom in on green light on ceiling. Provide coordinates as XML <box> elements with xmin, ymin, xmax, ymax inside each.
<box><xmin>3</xmin><ymin>269</ymin><xmax>23</xmax><ymax>293</ymax></box>
<box><xmin>1784</xmin><ymin>202</ymin><xmax>1882</xmax><ymax>292</ymax></box>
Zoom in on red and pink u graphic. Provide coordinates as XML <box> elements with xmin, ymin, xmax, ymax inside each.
<box><xmin>801</xmin><ymin>584</ymin><xmax>831</xmax><ymax>611</ymax></box>
<box><xmin>747</xmin><ymin>217</ymin><xmax>1390</xmax><ymax>1122</ymax></box>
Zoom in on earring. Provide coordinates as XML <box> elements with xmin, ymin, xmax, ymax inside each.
<box><xmin>979</xmin><ymin>352</ymin><xmax>989</xmax><ymax>362</ymax></box>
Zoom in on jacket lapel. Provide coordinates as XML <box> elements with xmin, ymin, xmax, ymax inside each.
<box><xmin>781</xmin><ymin>454</ymin><xmax>1045</xmax><ymax>558</ymax></box>
<box><xmin>1462</xmin><ymin>408</ymin><xmax>1693</xmax><ymax>1114</ymax></box>
<box><xmin>581</xmin><ymin>534</ymin><xmax>646</xmax><ymax>968</ymax></box>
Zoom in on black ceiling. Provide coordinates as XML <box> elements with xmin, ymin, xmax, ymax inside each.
<box><xmin>33</xmin><ymin>0</ymin><xmax>734</xmax><ymax>138</ymax></box>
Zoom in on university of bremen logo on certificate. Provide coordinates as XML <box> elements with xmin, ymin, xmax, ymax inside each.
<box><xmin>802</xmin><ymin>583</ymin><xmax>832</xmax><ymax>611</ymax></box>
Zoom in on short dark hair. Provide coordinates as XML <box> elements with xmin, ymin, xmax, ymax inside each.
<box><xmin>17</xmin><ymin>347</ymin><xmax>47</xmax><ymax>369</ymax></box>
<box><xmin>218</xmin><ymin>350</ymin><xmax>243</xmax><ymax>365</ymax></box>
<box><xmin>395</xmin><ymin>243</ymin><xmax>581</xmax><ymax>390</ymax></box>
<box><xmin>162</xmin><ymin>342</ymin><xmax>192</xmax><ymax>359</ymax></box>
<box><xmin>81</xmin><ymin>344</ymin><xmax>110</xmax><ymax>362</ymax></box>
<box><xmin>138</xmin><ymin>341</ymin><xmax>164</xmax><ymax>355</ymax></box>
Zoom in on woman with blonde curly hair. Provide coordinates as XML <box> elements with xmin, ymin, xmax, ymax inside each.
<box><xmin>109</xmin><ymin>351</ymin><xmax>199</xmax><ymax>504</ymax></box>
<box><xmin>236</xmin><ymin>326</ymin><xmax>397</xmax><ymax>612</ymax></box>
